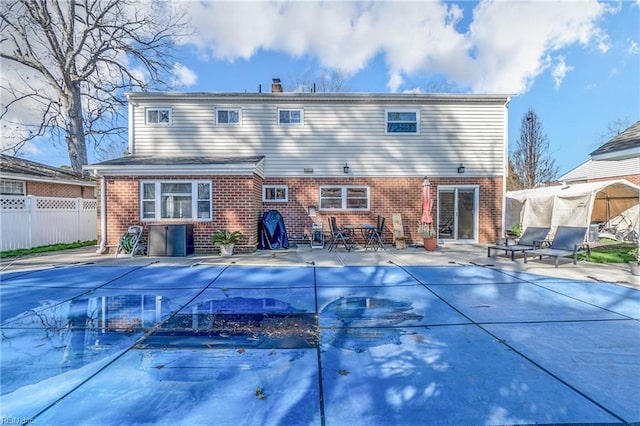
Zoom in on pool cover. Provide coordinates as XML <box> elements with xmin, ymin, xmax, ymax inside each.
<box><xmin>1</xmin><ymin>264</ymin><xmax>638</xmax><ymax>425</ymax></box>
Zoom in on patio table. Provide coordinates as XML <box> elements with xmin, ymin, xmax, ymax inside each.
<box><xmin>343</xmin><ymin>224</ymin><xmax>375</xmax><ymax>248</ymax></box>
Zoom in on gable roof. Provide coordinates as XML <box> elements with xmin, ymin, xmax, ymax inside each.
<box><xmin>590</xmin><ymin>120</ymin><xmax>640</xmax><ymax>160</ymax></box>
<box><xmin>0</xmin><ymin>154</ymin><xmax>95</xmax><ymax>186</ymax></box>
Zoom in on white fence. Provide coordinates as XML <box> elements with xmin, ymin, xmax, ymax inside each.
<box><xmin>0</xmin><ymin>195</ymin><xmax>97</xmax><ymax>251</ymax></box>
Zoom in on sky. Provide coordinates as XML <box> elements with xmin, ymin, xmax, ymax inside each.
<box><xmin>6</xmin><ymin>0</ymin><xmax>640</xmax><ymax>177</ymax></box>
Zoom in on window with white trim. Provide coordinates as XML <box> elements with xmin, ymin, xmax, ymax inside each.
<box><xmin>263</xmin><ymin>185</ymin><xmax>288</xmax><ymax>202</ymax></box>
<box><xmin>386</xmin><ymin>110</ymin><xmax>418</xmax><ymax>133</ymax></box>
<box><xmin>140</xmin><ymin>181</ymin><xmax>211</xmax><ymax>220</ymax></box>
<box><xmin>0</xmin><ymin>179</ymin><xmax>25</xmax><ymax>195</ymax></box>
<box><xmin>319</xmin><ymin>186</ymin><xmax>369</xmax><ymax>210</ymax></box>
<box><xmin>216</xmin><ymin>108</ymin><xmax>241</xmax><ymax>126</ymax></box>
<box><xmin>146</xmin><ymin>108</ymin><xmax>172</xmax><ymax>125</ymax></box>
<box><xmin>278</xmin><ymin>109</ymin><xmax>303</xmax><ymax>125</ymax></box>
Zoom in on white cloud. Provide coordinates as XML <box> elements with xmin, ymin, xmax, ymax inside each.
<box><xmin>183</xmin><ymin>1</ymin><xmax>612</xmax><ymax>94</ymax></box>
<box><xmin>551</xmin><ymin>57</ymin><xmax>573</xmax><ymax>89</ymax></box>
<box><xmin>171</xmin><ymin>63</ymin><xmax>198</xmax><ymax>87</ymax></box>
<box><xmin>628</xmin><ymin>39</ymin><xmax>640</xmax><ymax>55</ymax></box>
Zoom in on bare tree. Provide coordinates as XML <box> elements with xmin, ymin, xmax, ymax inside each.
<box><xmin>286</xmin><ymin>69</ymin><xmax>351</xmax><ymax>93</ymax></box>
<box><xmin>1</xmin><ymin>0</ymin><xmax>190</xmax><ymax>172</ymax></box>
<box><xmin>509</xmin><ymin>109</ymin><xmax>558</xmax><ymax>189</ymax></box>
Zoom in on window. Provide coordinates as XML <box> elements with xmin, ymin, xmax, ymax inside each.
<box><xmin>216</xmin><ymin>108</ymin><xmax>241</xmax><ymax>125</ymax></box>
<box><xmin>262</xmin><ymin>185</ymin><xmax>288</xmax><ymax>202</ymax></box>
<box><xmin>140</xmin><ymin>181</ymin><xmax>211</xmax><ymax>220</ymax></box>
<box><xmin>386</xmin><ymin>110</ymin><xmax>418</xmax><ymax>133</ymax></box>
<box><xmin>319</xmin><ymin>186</ymin><xmax>369</xmax><ymax>210</ymax></box>
<box><xmin>278</xmin><ymin>109</ymin><xmax>303</xmax><ymax>125</ymax></box>
<box><xmin>146</xmin><ymin>108</ymin><xmax>172</xmax><ymax>125</ymax></box>
<box><xmin>0</xmin><ymin>179</ymin><xmax>25</xmax><ymax>195</ymax></box>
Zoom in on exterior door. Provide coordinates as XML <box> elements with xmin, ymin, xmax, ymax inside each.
<box><xmin>437</xmin><ymin>186</ymin><xmax>478</xmax><ymax>242</ymax></box>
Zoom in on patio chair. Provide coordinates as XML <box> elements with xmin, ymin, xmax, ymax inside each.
<box><xmin>487</xmin><ymin>226</ymin><xmax>550</xmax><ymax>261</ymax></box>
<box><xmin>115</xmin><ymin>225</ymin><xmax>146</xmax><ymax>258</ymax></box>
<box><xmin>524</xmin><ymin>226</ymin><xmax>590</xmax><ymax>267</ymax></box>
<box><xmin>327</xmin><ymin>217</ymin><xmax>352</xmax><ymax>252</ymax></box>
<box><xmin>364</xmin><ymin>215</ymin><xmax>386</xmax><ymax>251</ymax></box>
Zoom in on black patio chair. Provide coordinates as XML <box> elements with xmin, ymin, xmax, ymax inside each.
<box><xmin>524</xmin><ymin>226</ymin><xmax>590</xmax><ymax>267</ymax></box>
<box><xmin>487</xmin><ymin>226</ymin><xmax>550</xmax><ymax>261</ymax></box>
<box><xmin>364</xmin><ymin>215</ymin><xmax>386</xmax><ymax>251</ymax></box>
<box><xmin>327</xmin><ymin>217</ymin><xmax>352</xmax><ymax>252</ymax></box>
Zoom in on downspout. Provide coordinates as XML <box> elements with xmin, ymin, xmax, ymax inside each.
<box><xmin>96</xmin><ymin>171</ymin><xmax>107</xmax><ymax>254</ymax></box>
<box><xmin>502</xmin><ymin>96</ymin><xmax>511</xmax><ymax>239</ymax></box>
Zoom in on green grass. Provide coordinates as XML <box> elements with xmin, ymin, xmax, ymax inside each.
<box><xmin>0</xmin><ymin>240</ymin><xmax>97</xmax><ymax>259</ymax></box>
<box><xmin>577</xmin><ymin>242</ymin><xmax>638</xmax><ymax>263</ymax></box>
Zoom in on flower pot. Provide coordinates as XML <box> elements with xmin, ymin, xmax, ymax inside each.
<box><xmin>630</xmin><ymin>262</ymin><xmax>640</xmax><ymax>276</ymax></box>
<box><xmin>219</xmin><ymin>243</ymin><xmax>235</xmax><ymax>257</ymax></box>
<box><xmin>423</xmin><ymin>238</ymin><xmax>437</xmax><ymax>251</ymax></box>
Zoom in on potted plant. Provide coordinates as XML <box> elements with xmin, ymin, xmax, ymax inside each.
<box><xmin>418</xmin><ymin>223</ymin><xmax>437</xmax><ymax>251</ymax></box>
<box><xmin>211</xmin><ymin>230</ymin><xmax>243</xmax><ymax>256</ymax></box>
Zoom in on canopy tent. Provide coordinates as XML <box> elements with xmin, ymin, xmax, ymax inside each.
<box><xmin>506</xmin><ymin>180</ymin><xmax>640</xmax><ymax>239</ymax></box>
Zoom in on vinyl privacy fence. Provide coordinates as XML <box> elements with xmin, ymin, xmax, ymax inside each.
<box><xmin>0</xmin><ymin>195</ymin><xmax>97</xmax><ymax>251</ymax></box>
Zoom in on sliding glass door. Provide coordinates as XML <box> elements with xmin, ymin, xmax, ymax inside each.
<box><xmin>437</xmin><ymin>186</ymin><xmax>478</xmax><ymax>242</ymax></box>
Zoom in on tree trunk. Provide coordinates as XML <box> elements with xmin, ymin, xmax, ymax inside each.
<box><xmin>65</xmin><ymin>85</ymin><xmax>88</xmax><ymax>173</ymax></box>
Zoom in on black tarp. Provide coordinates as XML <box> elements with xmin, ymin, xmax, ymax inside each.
<box><xmin>259</xmin><ymin>210</ymin><xmax>289</xmax><ymax>249</ymax></box>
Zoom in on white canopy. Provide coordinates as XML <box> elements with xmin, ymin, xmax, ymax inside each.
<box><xmin>506</xmin><ymin>180</ymin><xmax>640</xmax><ymax>237</ymax></box>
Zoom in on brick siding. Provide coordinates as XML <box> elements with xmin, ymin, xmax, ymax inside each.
<box><xmin>27</xmin><ymin>181</ymin><xmax>95</xmax><ymax>198</ymax></box>
<box><xmin>100</xmin><ymin>174</ymin><xmax>503</xmax><ymax>253</ymax></box>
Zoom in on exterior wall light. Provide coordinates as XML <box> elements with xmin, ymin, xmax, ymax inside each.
<box><xmin>343</xmin><ymin>163</ymin><xmax>350</xmax><ymax>174</ymax></box>
<box><xmin>457</xmin><ymin>163</ymin><xmax>465</xmax><ymax>174</ymax></box>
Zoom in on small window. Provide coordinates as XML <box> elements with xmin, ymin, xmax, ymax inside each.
<box><xmin>0</xmin><ymin>179</ymin><xmax>25</xmax><ymax>195</ymax></box>
<box><xmin>263</xmin><ymin>185</ymin><xmax>288</xmax><ymax>202</ymax></box>
<box><xmin>146</xmin><ymin>108</ymin><xmax>172</xmax><ymax>125</ymax></box>
<box><xmin>278</xmin><ymin>109</ymin><xmax>303</xmax><ymax>126</ymax></box>
<box><xmin>319</xmin><ymin>186</ymin><xmax>369</xmax><ymax>211</ymax></box>
<box><xmin>386</xmin><ymin>110</ymin><xmax>418</xmax><ymax>133</ymax></box>
<box><xmin>216</xmin><ymin>108</ymin><xmax>241</xmax><ymax>126</ymax></box>
<box><xmin>140</xmin><ymin>180</ymin><xmax>211</xmax><ymax>221</ymax></box>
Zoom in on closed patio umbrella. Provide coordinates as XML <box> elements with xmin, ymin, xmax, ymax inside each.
<box><xmin>421</xmin><ymin>176</ymin><xmax>433</xmax><ymax>225</ymax></box>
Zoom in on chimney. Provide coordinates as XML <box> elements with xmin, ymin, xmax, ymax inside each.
<box><xmin>271</xmin><ymin>78</ymin><xmax>283</xmax><ymax>93</ymax></box>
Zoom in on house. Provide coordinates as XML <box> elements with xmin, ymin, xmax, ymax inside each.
<box><xmin>87</xmin><ymin>81</ymin><xmax>511</xmax><ymax>254</ymax></box>
<box><xmin>1</xmin><ymin>154</ymin><xmax>95</xmax><ymax>198</ymax></box>
<box><xmin>0</xmin><ymin>154</ymin><xmax>96</xmax><ymax>251</ymax></box>
<box><xmin>559</xmin><ymin>120</ymin><xmax>640</xmax><ymax>186</ymax></box>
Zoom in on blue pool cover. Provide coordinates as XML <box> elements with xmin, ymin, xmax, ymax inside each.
<box><xmin>1</xmin><ymin>264</ymin><xmax>639</xmax><ymax>425</ymax></box>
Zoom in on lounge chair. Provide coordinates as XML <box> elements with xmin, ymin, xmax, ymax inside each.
<box><xmin>327</xmin><ymin>217</ymin><xmax>352</xmax><ymax>252</ymax></box>
<box><xmin>364</xmin><ymin>215</ymin><xmax>386</xmax><ymax>251</ymax></box>
<box><xmin>487</xmin><ymin>226</ymin><xmax>550</xmax><ymax>261</ymax></box>
<box><xmin>115</xmin><ymin>225</ymin><xmax>146</xmax><ymax>257</ymax></box>
<box><xmin>524</xmin><ymin>226</ymin><xmax>590</xmax><ymax>267</ymax></box>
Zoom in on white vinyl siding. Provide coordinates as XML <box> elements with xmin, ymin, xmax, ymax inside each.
<box><xmin>129</xmin><ymin>95</ymin><xmax>508</xmax><ymax>178</ymax></box>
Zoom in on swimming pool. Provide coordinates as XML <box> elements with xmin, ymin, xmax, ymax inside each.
<box><xmin>1</xmin><ymin>264</ymin><xmax>638</xmax><ymax>425</ymax></box>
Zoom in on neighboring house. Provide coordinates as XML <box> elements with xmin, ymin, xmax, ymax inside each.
<box><xmin>87</xmin><ymin>81</ymin><xmax>511</xmax><ymax>253</ymax></box>
<box><xmin>0</xmin><ymin>154</ymin><xmax>97</xmax><ymax>251</ymax></box>
<box><xmin>1</xmin><ymin>154</ymin><xmax>95</xmax><ymax>198</ymax></box>
<box><xmin>559</xmin><ymin>120</ymin><xmax>640</xmax><ymax>186</ymax></box>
